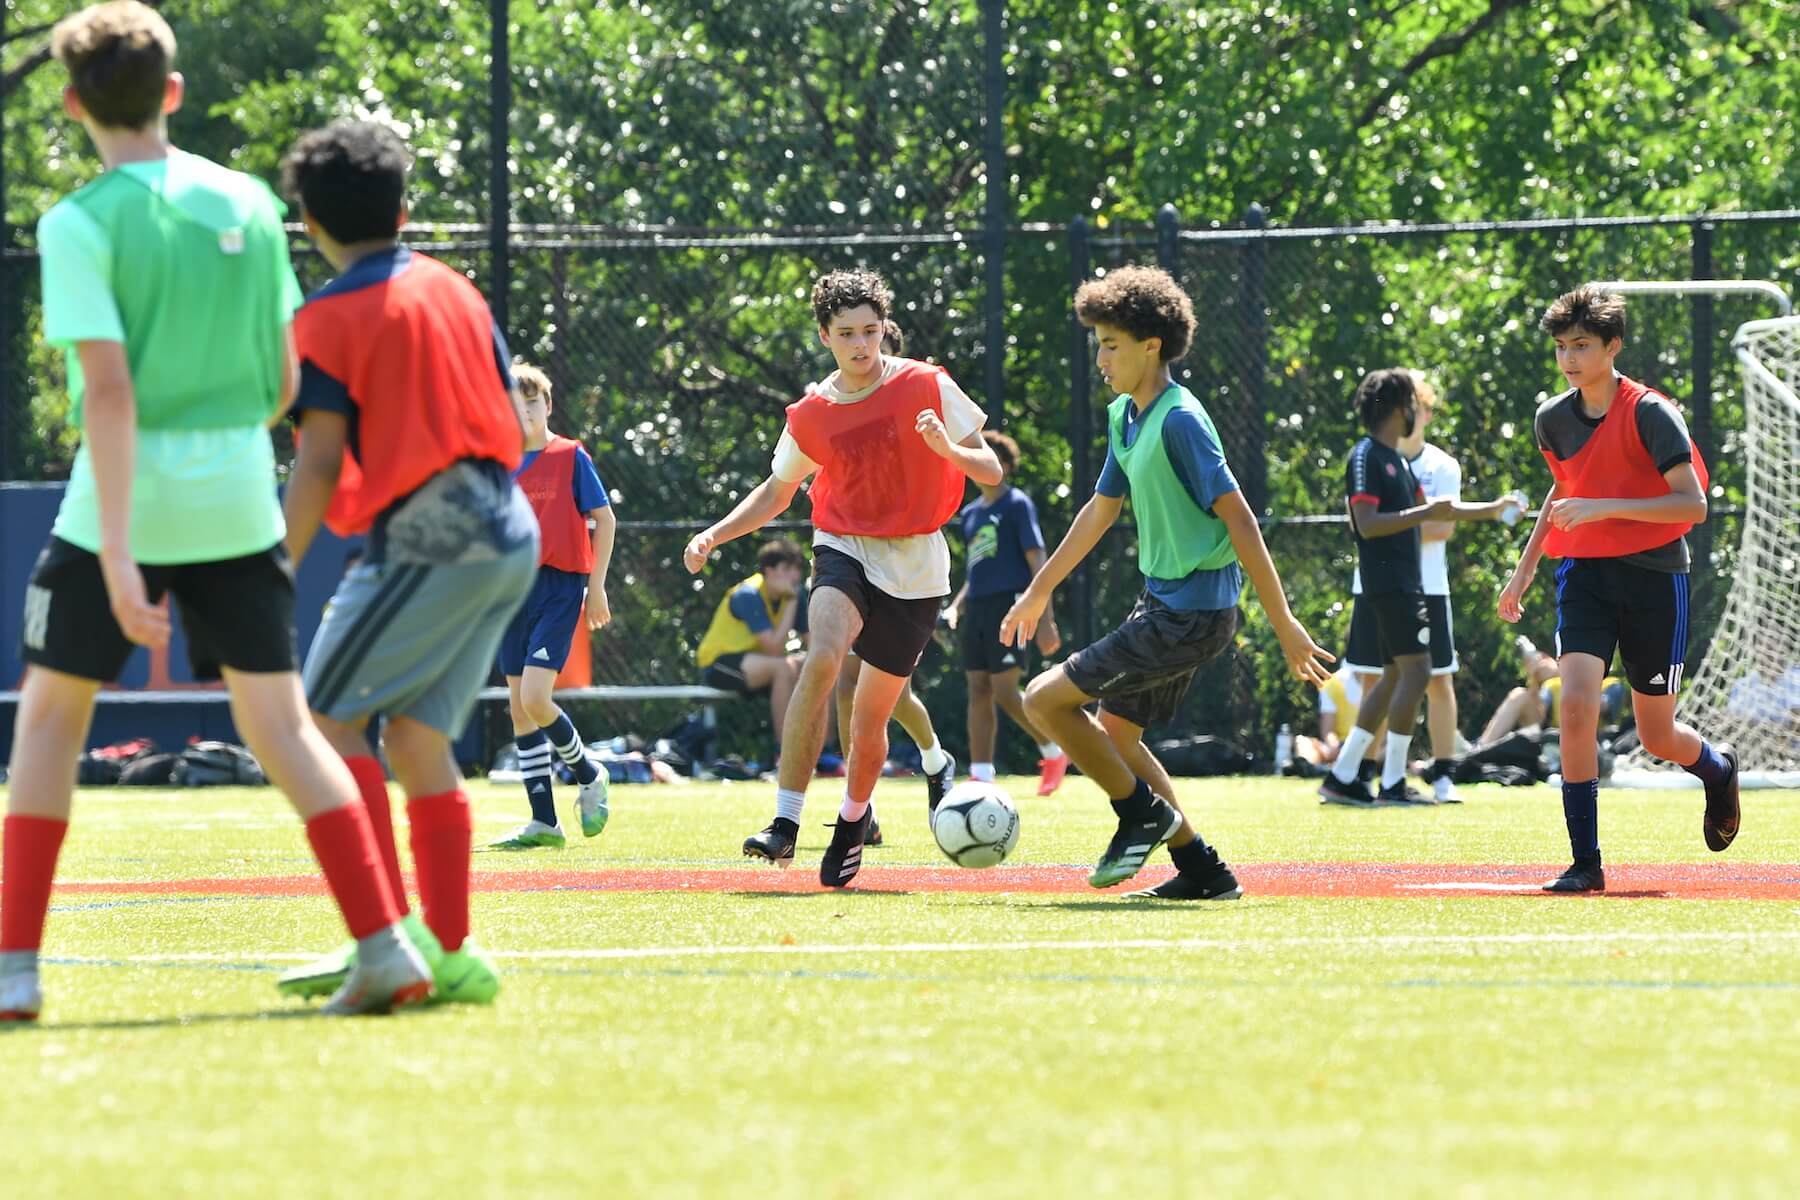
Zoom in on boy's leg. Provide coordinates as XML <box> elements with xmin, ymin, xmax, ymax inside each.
<box><xmin>821</xmin><ymin>660</ymin><xmax>910</xmax><ymax>887</ymax></box>
<box><xmin>1324</xmin><ymin>673</ymin><xmax>1390</xmax><ymax>800</ymax></box>
<box><xmin>890</xmin><ymin>681</ymin><xmax>953</xmax><ymax>808</ymax></box>
<box><xmin>382</xmin><ymin>716</ymin><xmax>471</xmax><ymax>950</ymax></box>
<box><xmin>737</xmin><ymin>652</ymin><xmax>799</xmax><ymax>745</ymax></box>
<box><xmin>965</xmin><ymin>669</ymin><xmax>999</xmax><ymax>780</ymax></box>
<box><xmin>500</xmin><ymin>675</ymin><xmax>560</xmax><ymax>843</ymax></box>
<box><xmin>992</xmin><ymin>665</ymin><xmax>1067</xmax><ymax>794</ymax></box>
<box><xmin>834</xmin><ymin>654</ymin><xmax>859</xmax><ymax>758</ymax></box>
<box><xmin>1378</xmin><ymin>653</ymin><xmax>1432</xmax><ymax>796</ymax></box>
<box><xmin>1096</xmin><ymin>709</ymin><xmax>1243</xmax><ymax>901</ymax></box>
<box><xmin>523</xmin><ymin>664</ymin><xmax>609</xmax><ymax>840</ymax></box>
<box><xmin>1544</xmin><ymin>652</ymin><xmax>1608</xmax><ymax>891</ymax></box>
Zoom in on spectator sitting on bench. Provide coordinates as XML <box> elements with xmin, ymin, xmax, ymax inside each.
<box><xmin>696</xmin><ymin>538</ymin><xmax>809</xmax><ymax>758</ymax></box>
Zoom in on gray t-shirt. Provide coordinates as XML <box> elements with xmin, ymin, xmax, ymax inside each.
<box><xmin>1533</xmin><ymin>383</ymin><xmax>1694</xmax><ymax>573</ymax></box>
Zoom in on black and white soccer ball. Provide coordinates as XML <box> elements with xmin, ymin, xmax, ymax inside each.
<box><xmin>930</xmin><ymin>780</ymin><xmax>1020</xmax><ymax>868</ymax></box>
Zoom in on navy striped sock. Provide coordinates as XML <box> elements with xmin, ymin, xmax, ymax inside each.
<box><xmin>545</xmin><ymin>713</ymin><xmax>599</xmax><ymax>785</ymax></box>
<box><xmin>516</xmin><ymin>729</ymin><xmax>557</xmax><ymax>827</ymax></box>
<box><xmin>1561</xmin><ymin>778</ymin><xmax>1600</xmax><ymax>864</ymax></box>
<box><xmin>1682</xmin><ymin>740</ymin><xmax>1730</xmax><ymax>785</ymax></box>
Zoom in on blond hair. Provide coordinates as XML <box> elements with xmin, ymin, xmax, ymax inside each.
<box><xmin>513</xmin><ymin>362</ymin><xmax>553</xmax><ymax>404</ymax></box>
<box><xmin>52</xmin><ymin>2</ymin><xmax>175</xmax><ymax>130</ymax></box>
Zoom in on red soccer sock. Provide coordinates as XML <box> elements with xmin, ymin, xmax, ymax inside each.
<box><xmin>304</xmin><ymin>803</ymin><xmax>400</xmax><ymax>940</ymax></box>
<box><xmin>1</xmin><ymin>815</ymin><xmax>70</xmax><ymax>953</ymax></box>
<box><xmin>406</xmin><ymin>791</ymin><xmax>472</xmax><ymax>953</ymax></box>
<box><xmin>345</xmin><ymin>756</ymin><xmax>407</xmax><ymax>911</ymax></box>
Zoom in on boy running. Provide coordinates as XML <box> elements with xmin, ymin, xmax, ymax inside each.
<box><xmin>2</xmin><ymin>3</ymin><xmax>427</xmax><ymax>1020</ymax></box>
<box><xmin>490</xmin><ymin>362</ymin><xmax>616</xmax><ymax>850</ymax></box>
<box><xmin>945</xmin><ymin>430</ymin><xmax>1070</xmax><ymax>793</ymax></box>
<box><xmin>1499</xmin><ymin>286</ymin><xmax>1739</xmax><ymax>893</ymax></box>
<box><xmin>273</xmin><ymin>120</ymin><xmax>537</xmax><ymax>1001</ymax></box>
<box><xmin>683</xmin><ymin>269</ymin><xmax>1000</xmax><ymax>887</ymax></box>
<box><xmin>1321</xmin><ymin>369</ymin><xmax>1513</xmax><ymax>807</ymax></box>
<box><xmin>1002</xmin><ymin>266</ymin><xmax>1333</xmax><ymax>899</ymax></box>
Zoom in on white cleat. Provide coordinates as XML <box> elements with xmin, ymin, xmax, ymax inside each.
<box><xmin>321</xmin><ymin>928</ymin><xmax>433</xmax><ymax>1016</ymax></box>
<box><xmin>0</xmin><ymin>969</ymin><xmax>43</xmax><ymax>1023</ymax></box>
<box><xmin>576</xmin><ymin>772</ymin><xmax>609</xmax><ymax>838</ymax></box>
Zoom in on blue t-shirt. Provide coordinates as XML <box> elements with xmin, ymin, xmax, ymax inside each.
<box><xmin>729</xmin><ymin>583</ymin><xmax>775</xmax><ymax>634</ymax></box>
<box><xmin>959</xmin><ymin>486</ymin><xmax>1046</xmax><ymax>599</ymax></box>
<box><xmin>1096</xmin><ymin>395</ymin><xmax>1244</xmax><ymax>611</ymax></box>
<box><xmin>513</xmin><ymin>443</ymin><xmax>610</xmax><ymax>513</ymax></box>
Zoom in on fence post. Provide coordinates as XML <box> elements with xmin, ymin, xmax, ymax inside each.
<box><xmin>1239</xmin><ymin>202</ymin><xmax>1270</xmax><ymax>515</ymax></box>
<box><xmin>0</xmin><ymin>0</ymin><xmax>12</xmax><ymax>480</ymax></box>
<box><xmin>1156</xmin><ymin>203</ymin><xmax>1181</xmax><ymax>383</ymax></box>
<box><xmin>1689</xmin><ymin>219</ymin><xmax>1715</xmax><ymax>580</ymax></box>
<box><xmin>1069</xmin><ymin>215</ymin><xmax>1095</xmax><ymax>650</ymax></box>
<box><xmin>488</xmin><ymin>0</ymin><xmax>512</xmax><ymax>336</ymax></box>
<box><xmin>981</xmin><ymin>0</ymin><xmax>1006</xmax><ymax>424</ymax></box>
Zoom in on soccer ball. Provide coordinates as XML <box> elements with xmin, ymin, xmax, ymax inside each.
<box><xmin>931</xmin><ymin>781</ymin><xmax>1020</xmax><ymax>868</ymax></box>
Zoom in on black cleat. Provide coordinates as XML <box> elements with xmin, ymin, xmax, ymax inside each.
<box><xmin>820</xmin><ymin>808</ymin><xmax>873</xmax><ymax>888</ymax></box>
<box><xmin>1089</xmin><ymin>795</ymin><xmax>1183</xmax><ymax>888</ymax></box>
<box><xmin>1319</xmin><ymin>774</ymin><xmax>1377</xmax><ymax>806</ymax></box>
<box><xmin>1543</xmin><ymin>860</ymin><xmax>1605</xmax><ymax>893</ymax></box>
<box><xmin>867</xmin><ymin>816</ymin><xmax>884</xmax><ymax>847</ymax></box>
<box><xmin>1128</xmin><ymin>859</ymin><xmax>1244</xmax><ymax>901</ymax></box>
<box><xmin>926</xmin><ymin>753</ymin><xmax>957</xmax><ymax>814</ymax></box>
<box><xmin>742</xmin><ymin>819</ymin><xmax>798</xmax><ymax>869</ymax></box>
<box><xmin>1376</xmin><ymin>781</ymin><xmax>1433</xmax><ymax>805</ymax></box>
<box><xmin>1702</xmin><ymin>744</ymin><xmax>1740</xmax><ymax>853</ymax></box>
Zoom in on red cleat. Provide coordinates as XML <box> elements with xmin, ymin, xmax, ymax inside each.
<box><xmin>1037</xmin><ymin>753</ymin><xmax>1070</xmax><ymax>796</ymax></box>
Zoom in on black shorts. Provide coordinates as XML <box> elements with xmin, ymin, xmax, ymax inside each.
<box><xmin>1346</xmin><ymin>592</ymin><xmax>1455</xmax><ymax>673</ymax></box>
<box><xmin>811</xmin><ymin>546</ymin><xmax>940</xmax><ymax>679</ymax></box>
<box><xmin>700</xmin><ymin>652</ymin><xmax>768</xmax><ymax>696</ymax></box>
<box><xmin>960</xmin><ymin>592</ymin><xmax>1027</xmax><ymax>675</ymax></box>
<box><xmin>20</xmin><ymin>537</ymin><xmax>297</xmax><ymax>683</ymax></box>
<box><xmin>1063</xmin><ymin>591</ymin><xmax>1239</xmax><ymax>728</ymax></box>
<box><xmin>1553</xmin><ymin>557</ymin><xmax>1690</xmax><ymax>696</ymax></box>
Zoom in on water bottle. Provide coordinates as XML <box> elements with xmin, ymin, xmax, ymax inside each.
<box><xmin>1274</xmin><ymin>723</ymin><xmax>1293</xmax><ymax>774</ymax></box>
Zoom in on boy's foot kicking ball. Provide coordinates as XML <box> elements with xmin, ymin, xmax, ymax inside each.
<box><xmin>926</xmin><ymin>752</ymin><xmax>957</xmax><ymax>814</ymax></box>
<box><xmin>1127</xmin><ymin>841</ymin><xmax>1243</xmax><ymax>901</ymax></box>
<box><xmin>1089</xmin><ymin>786</ymin><xmax>1183</xmax><ymax>889</ymax></box>
<box><xmin>1701</xmin><ymin>743</ymin><xmax>1740</xmax><ymax>852</ymax></box>
<box><xmin>490</xmin><ymin>819</ymin><xmax>566</xmax><ymax>850</ymax></box>
<box><xmin>1542</xmin><ymin>859</ymin><xmax>1605</xmax><ymax>894</ymax></box>
<box><xmin>743</xmin><ymin>819</ymin><xmax>798</xmax><ymax>868</ymax></box>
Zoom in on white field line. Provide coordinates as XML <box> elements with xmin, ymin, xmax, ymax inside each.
<box><xmin>49</xmin><ymin>928</ymin><xmax>1800</xmax><ymax>966</ymax></box>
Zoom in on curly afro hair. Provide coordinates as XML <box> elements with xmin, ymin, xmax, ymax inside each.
<box><xmin>811</xmin><ymin>269</ymin><xmax>894</xmax><ymax>328</ymax></box>
<box><xmin>282</xmin><ymin>121</ymin><xmax>410</xmax><ymax>246</ymax></box>
<box><xmin>1073</xmin><ymin>265</ymin><xmax>1196</xmax><ymax>363</ymax></box>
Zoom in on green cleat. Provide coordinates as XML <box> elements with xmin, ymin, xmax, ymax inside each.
<box><xmin>576</xmin><ymin>774</ymin><xmax>609</xmax><ymax>839</ymax></box>
<box><xmin>489</xmin><ymin>820</ymin><xmax>567</xmax><ymax>850</ymax></box>
<box><xmin>430</xmin><ymin>941</ymin><xmax>500</xmax><ymax>1005</ymax></box>
<box><xmin>277</xmin><ymin>911</ymin><xmax>442</xmax><ymax>1001</ymax></box>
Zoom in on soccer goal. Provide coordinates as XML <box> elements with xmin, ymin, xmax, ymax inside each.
<box><xmin>1598</xmin><ymin>281</ymin><xmax>1800</xmax><ymax>789</ymax></box>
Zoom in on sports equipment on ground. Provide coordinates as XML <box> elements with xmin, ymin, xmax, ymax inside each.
<box><xmin>930</xmin><ymin>780</ymin><xmax>1020</xmax><ymax>868</ymax></box>
<box><xmin>1088</xmin><ymin>795</ymin><xmax>1180</xmax><ymax>887</ymax></box>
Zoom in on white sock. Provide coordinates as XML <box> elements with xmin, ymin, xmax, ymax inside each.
<box><xmin>970</xmin><ymin>762</ymin><xmax>997</xmax><ymax>782</ymax></box>
<box><xmin>920</xmin><ymin>742</ymin><xmax>949</xmax><ymax>775</ymax></box>
<box><xmin>1333</xmin><ymin>727</ymin><xmax>1377</xmax><ymax>783</ymax></box>
<box><xmin>775</xmin><ymin>788</ymin><xmax>806</xmax><ymax>825</ymax></box>
<box><xmin>1037</xmin><ymin>741</ymin><xmax>1062</xmax><ymax>759</ymax></box>
<box><xmin>0</xmin><ymin>949</ymin><xmax>39</xmax><ymax>976</ymax></box>
<box><xmin>839</xmin><ymin>793</ymin><xmax>870</xmax><ymax>821</ymax></box>
<box><xmin>1381</xmin><ymin>733</ymin><xmax>1413</xmax><ymax>790</ymax></box>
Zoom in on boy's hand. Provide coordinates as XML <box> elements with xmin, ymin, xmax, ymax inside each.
<box><xmin>683</xmin><ymin>531</ymin><xmax>716</xmax><ymax>574</ymax></box>
<box><xmin>1035</xmin><ymin>615</ymin><xmax>1062</xmax><ymax>657</ymax></box>
<box><xmin>915</xmin><ymin>409</ymin><xmax>953</xmax><ymax>457</ymax></box>
<box><xmin>944</xmin><ymin>599</ymin><xmax>962</xmax><ymax>631</ymax></box>
<box><xmin>98</xmin><ymin>548</ymin><xmax>171</xmax><ymax>649</ymax></box>
<box><xmin>586</xmin><ymin>586</ymin><xmax>612</xmax><ymax>631</ymax></box>
<box><xmin>1547</xmin><ymin>497</ymin><xmax>1606</xmax><ymax>530</ymax></box>
<box><xmin>1274</xmin><ymin>617</ymin><xmax>1334</xmax><ymax>687</ymax></box>
<box><xmin>999</xmin><ymin>587</ymin><xmax>1049</xmax><ymax>649</ymax></box>
<box><xmin>1497</xmin><ymin>571</ymin><xmax>1531</xmax><ymax>623</ymax></box>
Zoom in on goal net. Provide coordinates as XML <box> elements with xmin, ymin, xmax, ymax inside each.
<box><xmin>1622</xmin><ymin>313</ymin><xmax>1800</xmax><ymax>787</ymax></box>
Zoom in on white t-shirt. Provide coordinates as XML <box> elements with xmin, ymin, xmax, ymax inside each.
<box><xmin>1352</xmin><ymin>440</ymin><xmax>1461</xmax><ymax>597</ymax></box>
<box><xmin>771</xmin><ymin>357</ymin><xmax>986</xmax><ymax>599</ymax></box>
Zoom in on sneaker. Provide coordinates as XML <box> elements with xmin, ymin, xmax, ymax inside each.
<box><xmin>0</xmin><ymin>970</ymin><xmax>42</xmax><ymax>1023</ymax></box>
<box><xmin>1036</xmin><ymin>753</ymin><xmax>1071</xmax><ymax>797</ymax></box>
<box><xmin>1319</xmin><ymin>774</ymin><xmax>1377</xmax><ymax>806</ymax></box>
<box><xmin>1543</xmin><ymin>860</ymin><xmax>1606</xmax><ymax>893</ymax></box>
<box><xmin>1127</xmin><ymin>860</ymin><xmax>1244</xmax><ymax>901</ymax></box>
<box><xmin>1702</xmin><ymin>743</ymin><xmax>1740</xmax><ymax>852</ymax></box>
<box><xmin>926</xmin><ymin>752</ymin><xmax>957</xmax><ymax>813</ymax></box>
<box><xmin>576</xmin><ymin>774</ymin><xmax>610</xmax><ymax>839</ymax></box>
<box><xmin>743</xmin><ymin>819</ymin><xmax>798</xmax><ymax>869</ymax></box>
<box><xmin>278</xmin><ymin>911</ymin><xmax>442</xmax><ymax>1001</ymax></box>
<box><xmin>820</xmin><ymin>808</ymin><xmax>873</xmax><ymax>888</ymax></box>
<box><xmin>1089</xmin><ymin>795</ymin><xmax>1183</xmax><ymax>889</ymax></box>
<box><xmin>1376</xmin><ymin>781</ymin><xmax>1433</xmax><ymax>805</ymax></box>
<box><xmin>1433</xmin><ymin>774</ymin><xmax>1462</xmax><ymax>804</ymax></box>
<box><xmin>430</xmin><ymin>941</ymin><xmax>501</xmax><ymax>1005</ymax></box>
<box><xmin>489</xmin><ymin>819</ymin><xmax>567</xmax><ymax>850</ymax></box>
<box><xmin>321</xmin><ymin>927</ymin><xmax>433</xmax><ymax>1016</ymax></box>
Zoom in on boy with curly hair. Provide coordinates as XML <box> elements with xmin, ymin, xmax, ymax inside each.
<box><xmin>1002</xmin><ymin>265</ymin><xmax>1333</xmax><ymax>899</ymax></box>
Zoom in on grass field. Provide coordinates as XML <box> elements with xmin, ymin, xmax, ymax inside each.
<box><xmin>5</xmin><ymin>775</ymin><xmax>1800</xmax><ymax>1199</ymax></box>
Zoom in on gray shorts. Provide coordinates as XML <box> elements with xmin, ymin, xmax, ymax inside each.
<box><xmin>1063</xmin><ymin>592</ymin><xmax>1240</xmax><ymax>728</ymax></box>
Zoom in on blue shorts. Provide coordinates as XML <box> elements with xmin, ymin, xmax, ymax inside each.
<box><xmin>498</xmin><ymin>566</ymin><xmax>588</xmax><ymax>675</ymax></box>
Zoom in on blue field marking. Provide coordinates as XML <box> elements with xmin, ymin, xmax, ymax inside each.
<box><xmin>43</xmin><ymin>956</ymin><xmax>279</xmax><ymax>974</ymax></box>
<box><xmin>49</xmin><ymin>896</ymin><xmax>238</xmax><ymax>914</ymax></box>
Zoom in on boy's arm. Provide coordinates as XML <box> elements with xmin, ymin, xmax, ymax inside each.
<box><xmin>916</xmin><ymin>417</ymin><xmax>1004</xmax><ymax>485</ymax></box>
<box><xmin>268</xmin><ymin>325</ymin><xmax>301</xmax><ymax>428</ymax></box>
<box><xmin>585</xmin><ymin>504</ymin><xmax>616</xmax><ymax>630</ymax></box>
<box><xmin>1024</xmin><ymin>545</ymin><xmax>1060</xmax><ymax>655</ymax></box>
<box><xmin>1545</xmin><ymin>463</ymin><xmax>1706</xmax><ymax>531</ymax></box>
<box><xmin>944</xmin><ymin>581</ymin><xmax>969</xmax><ymax>629</ymax></box>
<box><xmin>758</xmin><ymin>592</ymin><xmax>802</xmax><ymax>655</ymax></box>
<box><xmin>283</xmin><ymin>409</ymin><xmax>348</xmax><ymax>566</ymax></box>
<box><xmin>78</xmin><ymin>340</ymin><xmax>171</xmax><ymax>649</ymax></box>
<box><xmin>1214</xmin><ymin>489</ymin><xmax>1334</xmax><ymax>686</ymax></box>
<box><xmin>998</xmin><ymin>492</ymin><xmax>1121</xmax><ymax>647</ymax></box>
<box><xmin>683</xmin><ymin>473</ymin><xmax>804</xmax><ymax>573</ymax></box>
<box><xmin>1498</xmin><ymin>481</ymin><xmax>1562</xmax><ymax>623</ymax></box>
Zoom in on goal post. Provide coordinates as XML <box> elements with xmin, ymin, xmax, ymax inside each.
<box><xmin>1587</xmin><ymin>280</ymin><xmax>1800</xmax><ymax>788</ymax></box>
